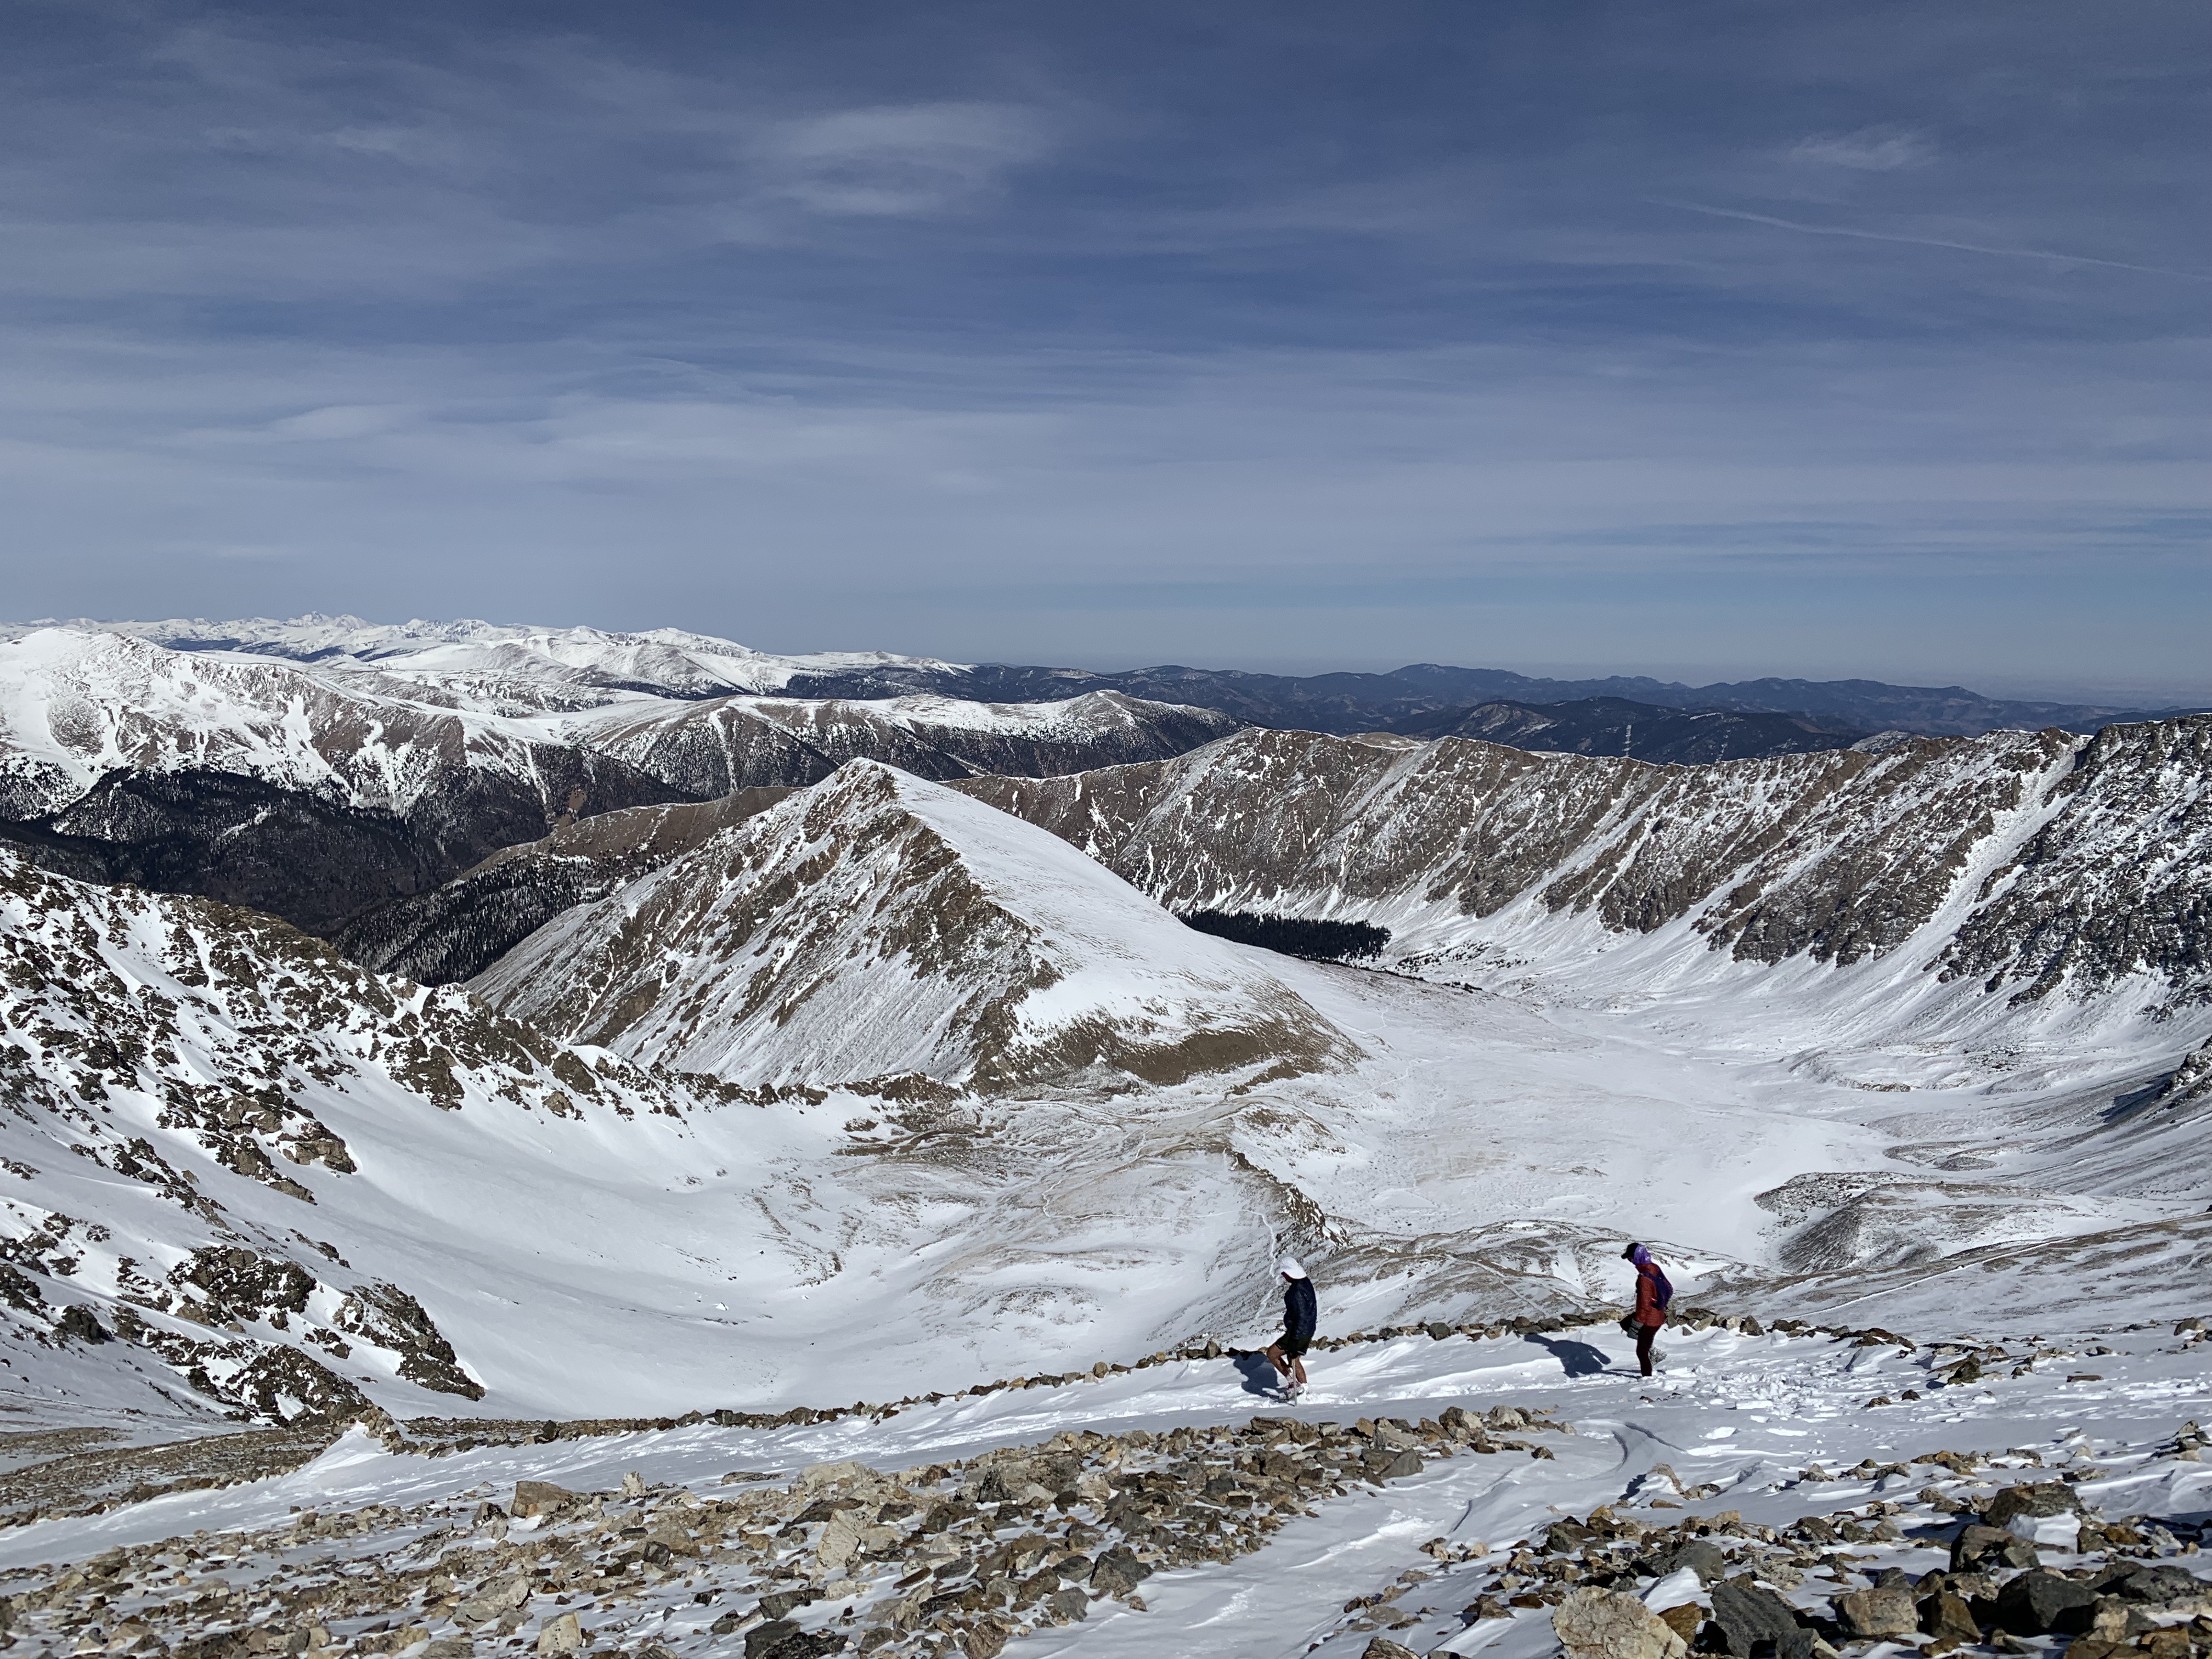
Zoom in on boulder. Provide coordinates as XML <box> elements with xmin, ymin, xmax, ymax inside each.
<box><xmin>1984</xmin><ymin>1482</ymin><xmax>2081</xmax><ymax>1528</ymax></box>
<box><xmin>510</xmin><ymin>1480</ymin><xmax>574</xmax><ymax>1519</ymax></box>
<box><xmin>1656</xmin><ymin>1604</ymin><xmax>1703</xmax><ymax>1642</ymax></box>
<box><xmin>1993</xmin><ymin>1570</ymin><xmax>2097</xmax><ymax>1637</ymax></box>
<box><xmin>455</xmin><ymin>1577</ymin><xmax>531</xmax><ymax>1624</ymax></box>
<box><xmin>1553</xmin><ymin>1587</ymin><xmax>1690</xmax><ymax>1659</ymax></box>
<box><xmin>1658</xmin><ymin>1541</ymin><xmax>1729</xmax><ymax>1584</ymax></box>
<box><xmin>1919</xmin><ymin>1590</ymin><xmax>1982</xmax><ymax>1646</ymax></box>
<box><xmin>2095</xmin><ymin>1564</ymin><xmax>2212</xmax><ymax>1610</ymax></box>
<box><xmin>1361</xmin><ymin>1641</ymin><xmax>1422</xmax><ymax>1659</ymax></box>
<box><xmin>817</xmin><ymin>1509</ymin><xmax>864</xmax><ymax>1569</ymax></box>
<box><xmin>1708</xmin><ymin>1579</ymin><xmax>1810</xmax><ymax>1658</ymax></box>
<box><xmin>1045</xmin><ymin>1587</ymin><xmax>1089</xmax><ymax>1622</ymax></box>
<box><xmin>535</xmin><ymin>1613</ymin><xmax>583</xmax><ymax>1656</ymax></box>
<box><xmin>55</xmin><ymin>1306</ymin><xmax>110</xmax><ymax>1344</ymax></box>
<box><xmin>1951</xmin><ymin>1523</ymin><xmax>2039</xmax><ymax>1573</ymax></box>
<box><xmin>1987</xmin><ymin>1481</ymin><xmax>2082</xmax><ymax>1547</ymax></box>
<box><xmin>1090</xmin><ymin>1545</ymin><xmax>1153</xmax><ymax>1597</ymax></box>
<box><xmin>1365</xmin><ymin>1449</ymin><xmax>1424</xmax><ymax>1481</ymax></box>
<box><xmin>745</xmin><ymin>1623</ymin><xmax>843</xmax><ymax>1659</ymax></box>
<box><xmin>1838</xmin><ymin>1584</ymin><xmax>1919</xmax><ymax>1639</ymax></box>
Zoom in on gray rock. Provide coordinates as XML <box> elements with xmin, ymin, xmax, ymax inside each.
<box><xmin>55</xmin><ymin>1306</ymin><xmax>110</xmax><ymax>1344</ymax></box>
<box><xmin>2094</xmin><ymin>1565</ymin><xmax>2205</xmax><ymax>1606</ymax></box>
<box><xmin>1708</xmin><ymin>1578</ymin><xmax>1807</xmax><ymax>1658</ymax></box>
<box><xmin>1090</xmin><ymin>1545</ymin><xmax>1153</xmax><ymax>1597</ymax></box>
<box><xmin>1366</xmin><ymin>1449</ymin><xmax>1423</xmax><ymax>1482</ymax></box>
<box><xmin>1361</xmin><ymin>1639</ymin><xmax>1423</xmax><ymax>1659</ymax></box>
<box><xmin>1838</xmin><ymin>1584</ymin><xmax>1919</xmax><ymax>1639</ymax></box>
<box><xmin>1919</xmin><ymin>1590</ymin><xmax>1981</xmax><ymax>1645</ymax></box>
<box><xmin>1659</xmin><ymin>1541</ymin><xmax>1729</xmax><ymax>1584</ymax></box>
<box><xmin>1045</xmin><ymin>1586</ymin><xmax>1089</xmax><ymax>1622</ymax></box>
<box><xmin>1951</xmin><ymin>1523</ymin><xmax>2038</xmax><ymax>1573</ymax></box>
<box><xmin>1994</xmin><ymin>1570</ymin><xmax>2097</xmax><ymax>1637</ymax></box>
<box><xmin>744</xmin><ymin>1622</ymin><xmax>844</xmax><ymax>1659</ymax></box>
<box><xmin>1984</xmin><ymin>1483</ymin><xmax>2081</xmax><ymax>1529</ymax></box>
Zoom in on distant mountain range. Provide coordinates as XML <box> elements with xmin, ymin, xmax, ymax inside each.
<box><xmin>1387</xmin><ymin>695</ymin><xmax>1880</xmax><ymax>763</ymax></box>
<box><xmin>15</xmin><ymin>613</ymin><xmax>2196</xmax><ymax>736</ymax></box>
<box><xmin>796</xmin><ymin>661</ymin><xmax>2194</xmax><ymax>740</ymax></box>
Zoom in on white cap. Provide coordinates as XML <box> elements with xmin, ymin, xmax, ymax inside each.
<box><xmin>1280</xmin><ymin>1256</ymin><xmax>1307</xmax><ymax>1279</ymax></box>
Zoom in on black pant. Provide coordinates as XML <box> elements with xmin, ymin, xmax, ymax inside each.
<box><xmin>1637</xmin><ymin>1322</ymin><xmax>1659</xmax><ymax>1375</ymax></box>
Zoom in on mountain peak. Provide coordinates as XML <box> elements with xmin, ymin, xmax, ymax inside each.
<box><xmin>474</xmin><ymin>759</ymin><xmax>1359</xmax><ymax>1093</ymax></box>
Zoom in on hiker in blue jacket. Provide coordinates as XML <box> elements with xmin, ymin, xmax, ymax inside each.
<box><xmin>1265</xmin><ymin>1256</ymin><xmax>1318</xmax><ymax>1400</ymax></box>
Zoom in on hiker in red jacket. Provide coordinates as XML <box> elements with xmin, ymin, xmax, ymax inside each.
<box><xmin>1622</xmin><ymin>1242</ymin><xmax>1672</xmax><ymax>1376</ymax></box>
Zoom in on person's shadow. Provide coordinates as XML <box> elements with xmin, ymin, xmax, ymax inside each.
<box><xmin>1523</xmin><ymin>1333</ymin><xmax>1610</xmax><ymax>1378</ymax></box>
<box><xmin>1234</xmin><ymin>1352</ymin><xmax>1285</xmax><ymax>1396</ymax></box>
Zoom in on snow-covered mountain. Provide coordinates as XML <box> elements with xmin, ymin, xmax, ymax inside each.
<box><xmin>0</xmin><ymin>627</ymin><xmax>1240</xmax><ymax>933</ymax></box>
<box><xmin>473</xmin><ymin>761</ymin><xmax>1358</xmax><ymax>1094</ymax></box>
<box><xmin>0</xmin><ymin>828</ymin><xmax>1787</xmax><ymax>1423</ymax></box>
<box><xmin>955</xmin><ymin>719</ymin><xmax>2212</xmax><ymax>1055</ymax></box>
<box><xmin>2</xmin><ymin>613</ymin><xmax>976</xmax><ymax>705</ymax></box>
<box><xmin>4</xmin><ymin>616</ymin><xmax>2210</xmax><ymax>1657</ymax></box>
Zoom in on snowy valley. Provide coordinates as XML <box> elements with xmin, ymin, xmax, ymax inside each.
<box><xmin>0</xmin><ymin>618</ymin><xmax>2204</xmax><ymax>1659</ymax></box>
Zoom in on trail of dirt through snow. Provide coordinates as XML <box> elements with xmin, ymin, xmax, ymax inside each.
<box><xmin>1</xmin><ymin>1314</ymin><xmax>2204</xmax><ymax>1659</ymax></box>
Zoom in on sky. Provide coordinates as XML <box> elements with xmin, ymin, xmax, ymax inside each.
<box><xmin>2</xmin><ymin>0</ymin><xmax>2208</xmax><ymax>698</ymax></box>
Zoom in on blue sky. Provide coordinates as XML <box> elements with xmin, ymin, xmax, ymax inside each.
<box><xmin>4</xmin><ymin>0</ymin><xmax>2208</xmax><ymax>696</ymax></box>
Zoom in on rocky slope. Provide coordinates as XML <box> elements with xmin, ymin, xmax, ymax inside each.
<box><xmin>336</xmin><ymin>789</ymin><xmax>799</xmax><ymax>985</ymax></box>
<box><xmin>568</xmin><ymin>691</ymin><xmax>1240</xmax><ymax>800</ymax></box>
<box><xmin>0</xmin><ymin>843</ymin><xmax>747</xmax><ymax>1423</ymax></box>
<box><xmin>0</xmin><ymin>629</ymin><xmax>1239</xmax><ymax>935</ymax></box>
<box><xmin>952</xmin><ymin>718</ymin><xmax>2212</xmax><ymax>1024</ymax></box>
<box><xmin>471</xmin><ymin>762</ymin><xmax>1357</xmax><ymax>1094</ymax></box>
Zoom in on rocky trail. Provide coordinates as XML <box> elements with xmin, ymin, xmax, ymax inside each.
<box><xmin>0</xmin><ymin>1307</ymin><xmax>2204</xmax><ymax>1659</ymax></box>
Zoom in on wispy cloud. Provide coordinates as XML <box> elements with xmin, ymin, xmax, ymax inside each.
<box><xmin>755</xmin><ymin>102</ymin><xmax>1053</xmax><ymax>217</ymax></box>
<box><xmin>1787</xmin><ymin>126</ymin><xmax>1935</xmax><ymax>172</ymax></box>
<box><xmin>1658</xmin><ymin>200</ymin><xmax>2212</xmax><ymax>283</ymax></box>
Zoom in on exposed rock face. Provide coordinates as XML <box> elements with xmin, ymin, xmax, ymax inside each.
<box><xmin>953</xmin><ymin>718</ymin><xmax>2212</xmax><ymax>1007</ymax></box>
<box><xmin>336</xmin><ymin>789</ymin><xmax>798</xmax><ymax>984</ymax></box>
<box><xmin>472</xmin><ymin>762</ymin><xmax>1357</xmax><ymax>1093</ymax></box>
<box><xmin>1937</xmin><ymin>717</ymin><xmax>2212</xmax><ymax>1008</ymax></box>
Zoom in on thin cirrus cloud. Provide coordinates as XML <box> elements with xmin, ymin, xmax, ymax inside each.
<box><xmin>1787</xmin><ymin>125</ymin><xmax>1936</xmax><ymax>172</ymax></box>
<box><xmin>754</xmin><ymin>101</ymin><xmax>1055</xmax><ymax>217</ymax></box>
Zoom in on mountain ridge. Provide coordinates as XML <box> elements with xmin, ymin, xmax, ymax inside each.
<box><xmin>0</xmin><ymin>627</ymin><xmax>1239</xmax><ymax>934</ymax></box>
<box><xmin>15</xmin><ymin>613</ymin><xmax>2194</xmax><ymax>736</ymax></box>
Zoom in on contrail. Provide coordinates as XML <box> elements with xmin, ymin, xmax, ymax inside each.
<box><xmin>1659</xmin><ymin>199</ymin><xmax>2212</xmax><ymax>283</ymax></box>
